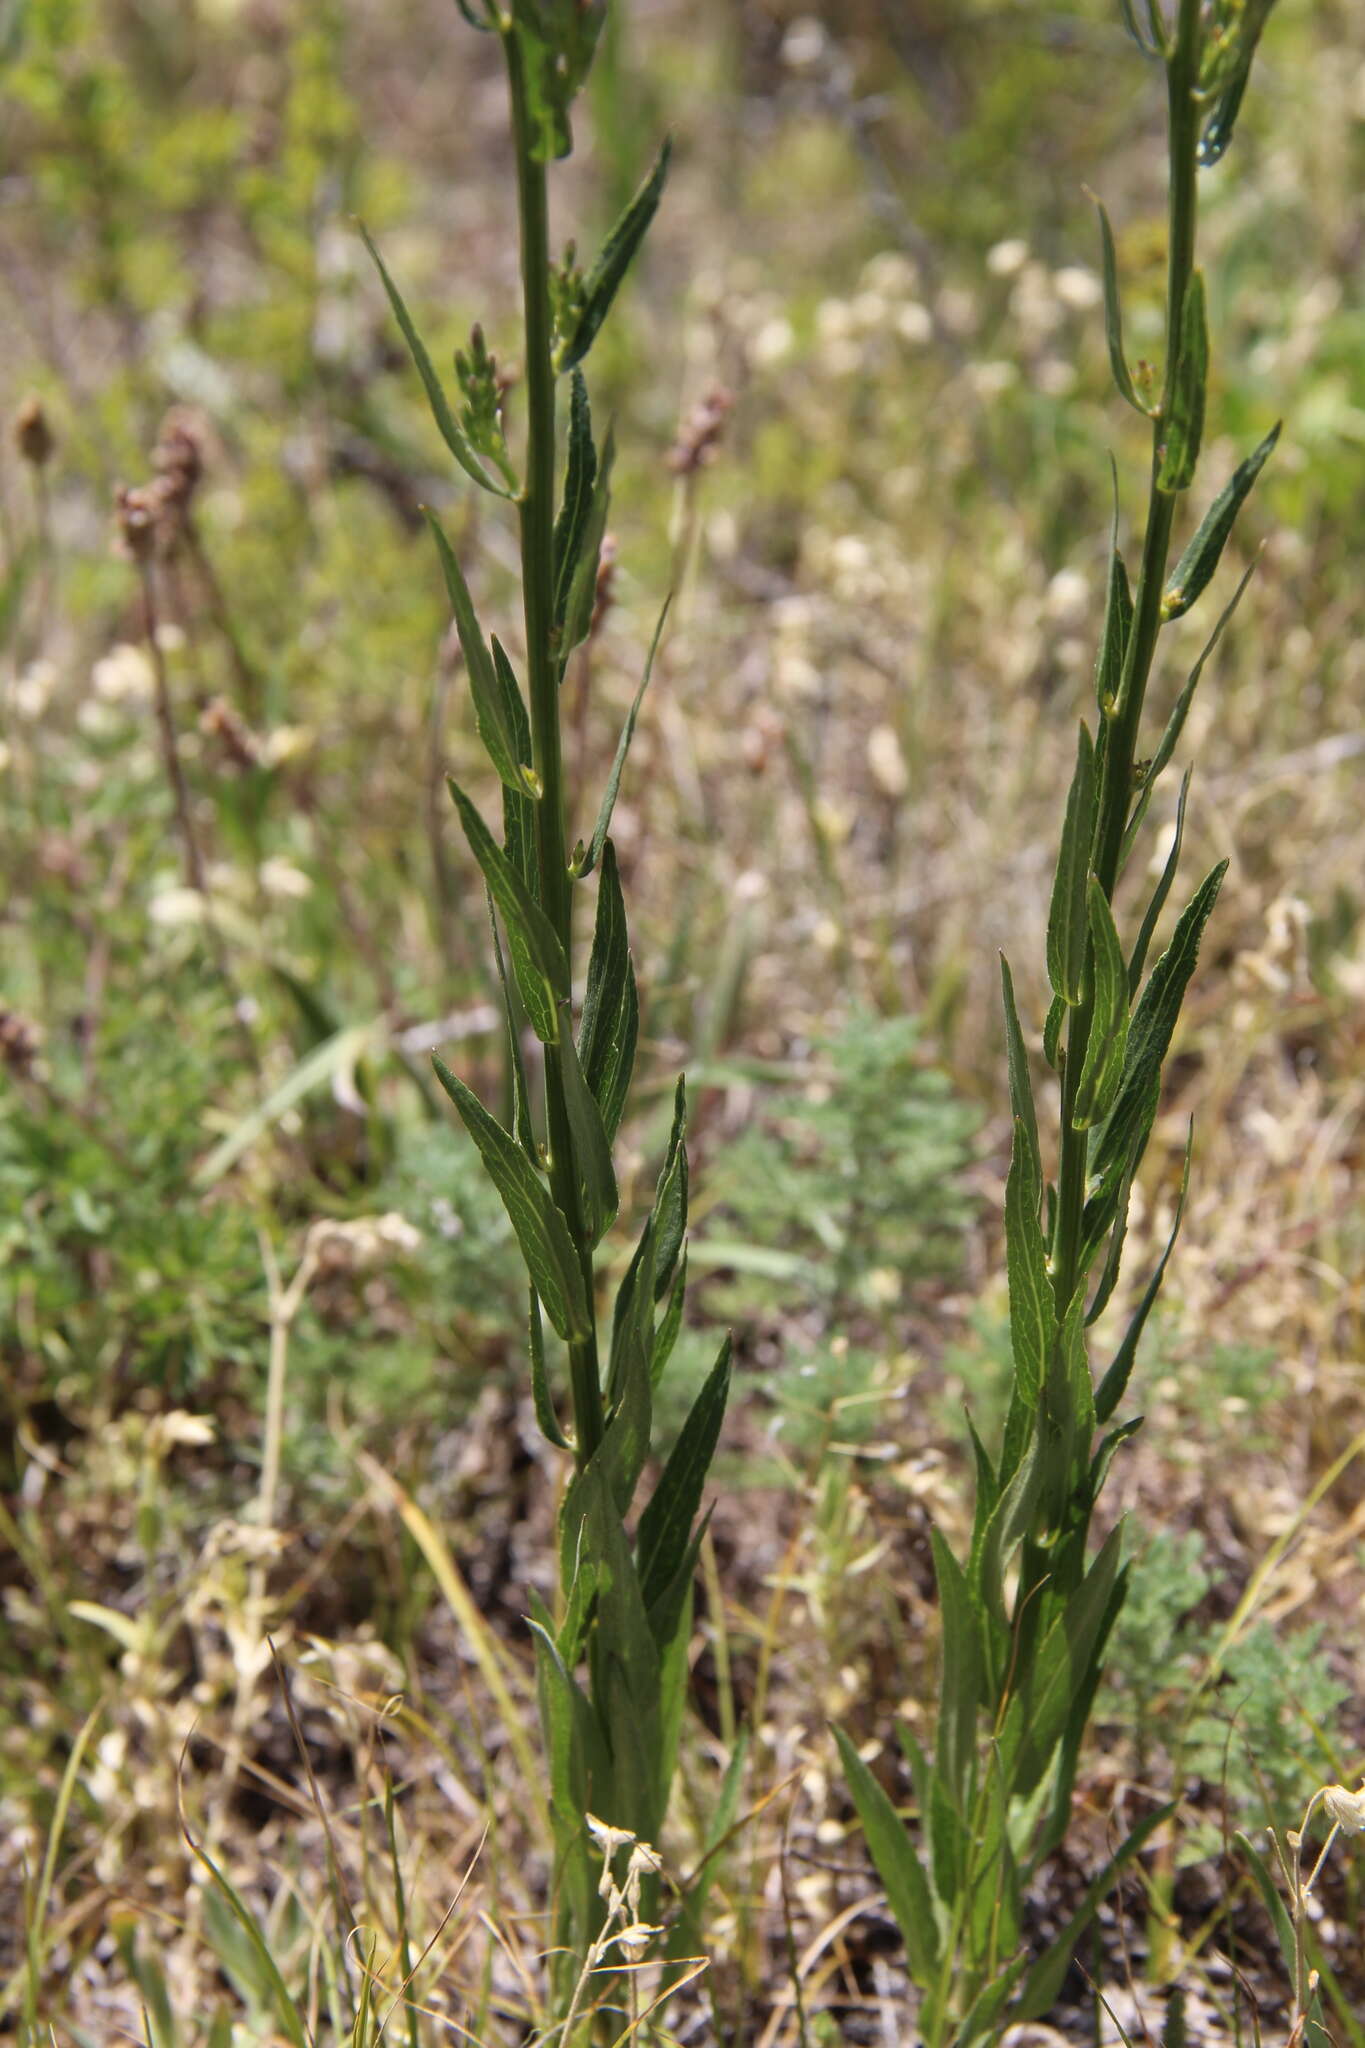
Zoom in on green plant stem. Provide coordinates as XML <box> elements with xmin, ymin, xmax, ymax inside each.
<box><xmin>1051</xmin><ymin>0</ymin><xmax>1202</xmax><ymax>1327</ymax></box>
<box><xmin>504</xmin><ymin>22</ymin><xmax>604</xmax><ymax>1464</ymax></box>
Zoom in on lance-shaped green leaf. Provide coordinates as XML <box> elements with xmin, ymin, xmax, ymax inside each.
<box><xmin>553</xmin><ymin>369</ymin><xmax>597</xmax><ymax>631</ymax></box>
<box><xmin>432</xmin><ymin>1057</ymin><xmax>590</xmax><ymax>1340</ymax></box>
<box><xmin>1072</xmin><ymin>879</ymin><xmax>1129</xmax><ymax>1131</ymax></box>
<box><xmin>579</xmin><ymin>595</ymin><xmax>670</xmax><ymax>878</ymax></box>
<box><xmin>527</xmin><ymin>1290</ymin><xmax>569</xmax><ymax>1449</ymax></box>
<box><xmin>650</xmin><ymin>1077</ymin><xmax>689</xmax><ymax>1299</ymax></box>
<box><xmin>453</xmin><ymin>0</ymin><xmax>495</xmax><ymax>28</ymax></box>
<box><xmin>558</xmin><ymin>1022</ymin><xmax>619</xmax><ymax>1246</ymax></box>
<box><xmin>1042</xmin><ymin>992</ymin><xmax>1066</xmax><ymax>1072</ymax></box>
<box><xmin>1046</xmin><ymin>721</ymin><xmax>1097</xmax><ymax>1006</ymax></box>
<box><xmin>1094</xmin><ymin>1124</ymin><xmax>1192</xmax><ymax>1424</ymax></box>
<box><xmin>491</xmin><ymin>637</ymin><xmax>539</xmax><ymax>894</ymax></box>
<box><xmin>427</xmin><ymin>514</ymin><xmax>537</xmax><ymax>796</ymax></box>
<box><xmin>559</xmin><ymin>426</ymin><xmax>614</xmax><ymax>663</ymax></box>
<box><xmin>651</xmin><ymin>1247</ymin><xmax>687</xmax><ymax>1386</ymax></box>
<box><xmin>359</xmin><ymin>226</ymin><xmax>515</xmax><ymax>499</ymax></box>
<box><xmin>1094</xmin><ymin>542</ymin><xmax>1133</xmax><ymax>718</ymax></box>
<box><xmin>637</xmin><ymin>1334</ymin><xmax>730</xmax><ymax>1612</ymax></box>
<box><xmin>1123</xmin><ymin>555</ymin><xmax>1258</xmax><ymax>865</ymax></box>
<box><xmin>1000</xmin><ymin>955</ymin><xmax>1041</xmax><ymax>1201</ymax></box>
<box><xmin>510</xmin><ymin>0</ymin><xmax>607</xmax><ymax>163</ymax></box>
<box><xmin>487</xmin><ymin>887</ymin><xmax>536</xmax><ymax>1160</ymax></box>
<box><xmin>558</xmin><ymin>137</ymin><xmax>672</xmax><ymax>373</ymax></box>
<box><xmin>578</xmin><ymin>839</ymin><xmax>638</xmax><ymax>1140</ymax></box>
<box><xmin>931</xmin><ymin>1525</ymin><xmax>983</xmax><ymax>1808</ymax></box>
<box><xmin>1005</xmin><ymin>1117</ymin><xmax>1056</xmax><ymax>1412</ymax></box>
<box><xmin>1092</xmin><ymin>197</ymin><xmax>1150</xmax><ymax>416</ymax></box>
<box><xmin>1089</xmin><ymin>860</ymin><xmax>1226</xmax><ymax>1199</ymax></box>
<box><xmin>998</xmin><ymin>1524</ymin><xmax>1123</xmax><ymax>1799</ymax></box>
<box><xmin>1162</xmin><ymin>423</ymin><xmax>1280</xmax><ymax>621</ymax></box>
<box><xmin>1198</xmin><ymin>0</ymin><xmax>1277</xmax><ymax>167</ymax></box>
<box><xmin>1157</xmin><ymin>269</ymin><xmax>1208</xmax><ymax>494</ymax></box>
<box><xmin>1126</xmin><ymin>767</ymin><xmax>1191</xmax><ymax>998</ymax></box>
<box><xmin>832</xmin><ymin>1728</ymin><xmax>940</xmax><ymax>1987</ymax></box>
<box><xmin>447</xmin><ymin>778</ymin><xmax>566</xmax><ymax>1042</ymax></box>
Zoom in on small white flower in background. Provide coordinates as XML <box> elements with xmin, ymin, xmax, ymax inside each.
<box><xmin>1324</xmin><ymin>1783</ymin><xmax>1365</xmax><ymax>1835</ymax></box>
<box><xmin>987</xmin><ymin>237</ymin><xmax>1029</xmax><ymax>278</ymax></box>
<box><xmin>1045</xmin><ymin>567</ymin><xmax>1090</xmax><ymax>626</ymax></box>
<box><xmin>259</xmin><ymin>857</ymin><xmax>313</xmax><ymax>901</ymax></box>
<box><xmin>13</xmin><ymin>658</ymin><xmax>57</xmax><ymax>720</ymax></box>
<box><xmin>895</xmin><ymin>301</ymin><xmax>933</xmax><ymax>345</ymax></box>
<box><xmin>148</xmin><ymin>885</ymin><xmax>207</xmax><ymax>927</ymax></box>
<box><xmin>146</xmin><ymin>1410</ymin><xmax>215</xmax><ymax>1456</ymax></box>
<box><xmin>92</xmin><ymin>643</ymin><xmax>155</xmax><ymax>706</ymax></box>
<box><xmin>749</xmin><ymin>316</ymin><xmax>795</xmax><ymax>369</ymax></box>
<box><xmin>309</xmin><ymin>1212</ymin><xmax>422</xmax><ymax>1275</ymax></box>
<box><xmin>260</xmin><ymin>724</ymin><xmax>314</xmax><ymax>769</ymax></box>
<box><xmin>966</xmin><ymin>359</ymin><xmax>1019</xmax><ymax>400</ymax></box>
<box><xmin>781</xmin><ymin>15</ymin><xmax>828</xmax><ymax>70</ymax></box>
<box><xmin>862</xmin><ymin>250</ymin><xmax>918</xmax><ymax>298</ymax></box>
<box><xmin>867</xmin><ymin>723</ymin><xmax>909</xmax><ymax>800</ymax></box>
<box><xmin>1053</xmin><ymin>264</ymin><xmax>1103</xmax><ymax>312</ymax></box>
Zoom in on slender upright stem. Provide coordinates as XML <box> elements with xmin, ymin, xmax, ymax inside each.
<box><xmin>1050</xmin><ymin>0</ymin><xmax>1203</xmax><ymax>1325</ymax></box>
<box><xmin>505</xmin><ymin>24</ymin><xmax>604</xmax><ymax>1462</ymax></box>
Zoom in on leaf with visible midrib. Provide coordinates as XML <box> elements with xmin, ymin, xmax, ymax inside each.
<box><xmin>432</xmin><ymin>1056</ymin><xmax>590</xmax><ymax>1341</ymax></box>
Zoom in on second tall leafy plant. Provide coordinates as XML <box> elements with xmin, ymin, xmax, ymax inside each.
<box><xmin>364</xmin><ymin>0</ymin><xmax>728</xmax><ymax>2020</ymax></box>
<box><xmin>838</xmin><ymin>2</ymin><xmax>1281</xmax><ymax>2039</ymax></box>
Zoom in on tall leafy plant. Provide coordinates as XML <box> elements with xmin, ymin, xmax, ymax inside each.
<box><xmin>837</xmin><ymin>3</ymin><xmax>1281</xmax><ymax>2037</ymax></box>
<box><xmin>363</xmin><ymin>0</ymin><xmax>728</xmax><ymax>2019</ymax></box>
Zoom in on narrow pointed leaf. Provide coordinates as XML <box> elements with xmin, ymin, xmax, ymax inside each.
<box><xmin>1073</xmin><ymin>879</ymin><xmax>1129</xmax><ymax>1130</ymax></box>
<box><xmin>651</xmin><ymin>1076</ymin><xmax>689</xmax><ymax>1298</ymax></box>
<box><xmin>560</xmin><ymin>427</ymin><xmax>614</xmax><ymax>662</ymax></box>
<box><xmin>427</xmin><ymin>514</ymin><xmax>535</xmax><ymax>794</ymax></box>
<box><xmin>1000</xmin><ymin>955</ymin><xmax>1041</xmax><ymax>1200</ymax></box>
<box><xmin>553</xmin><ymin>370</ymin><xmax>598</xmax><ymax>630</ymax></box>
<box><xmin>448</xmin><ymin>778</ymin><xmax>566</xmax><ymax>1043</ymax></box>
<box><xmin>1046</xmin><ymin>721</ymin><xmax>1097</xmax><ymax>1005</ymax></box>
<box><xmin>1093</xmin><ymin>199</ymin><xmax>1149</xmax><ymax>416</ymax></box>
<box><xmin>487</xmin><ymin>886</ymin><xmax>536</xmax><ymax>1160</ymax></box>
<box><xmin>651</xmin><ymin>1247</ymin><xmax>687</xmax><ymax>1386</ymax></box>
<box><xmin>491</xmin><ymin>637</ymin><xmax>539</xmax><ymax>891</ymax></box>
<box><xmin>1094</xmin><ymin>543</ymin><xmax>1133</xmax><ymax>716</ymax></box>
<box><xmin>558</xmin><ymin>1023</ymin><xmax>619</xmax><ymax>1246</ymax></box>
<box><xmin>931</xmin><ymin>1525</ymin><xmax>982</xmax><ymax>1805</ymax></box>
<box><xmin>1126</xmin><ymin>767</ymin><xmax>1190</xmax><ymax>999</ymax></box>
<box><xmin>1199</xmin><ymin>0</ymin><xmax>1277</xmax><ymax>167</ymax></box>
<box><xmin>1094</xmin><ymin>1125</ymin><xmax>1192</xmax><ymax>1423</ymax></box>
<box><xmin>1123</xmin><ymin>555</ymin><xmax>1258</xmax><ymax>864</ymax></box>
<box><xmin>833</xmin><ymin>1728</ymin><xmax>940</xmax><ymax>1985</ymax></box>
<box><xmin>1162</xmin><ymin>424</ymin><xmax>1280</xmax><ymax>621</ymax></box>
<box><xmin>1156</xmin><ymin>270</ymin><xmax>1208</xmax><ymax>494</ymax></box>
<box><xmin>360</xmin><ymin>226</ymin><xmax>515</xmax><ymax>498</ymax></box>
<box><xmin>559</xmin><ymin>137</ymin><xmax>672</xmax><ymax>373</ymax></box>
<box><xmin>578</xmin><ymin>839</ymin><xmax>638</xmax><ymax>1140</ymax></box>
<box><xmin>1005</xmin><ymin>1116</ymin><xmax>1056</xmax><ymax>1412</ymax></box>
<box><xmin>528</xmin><ymin>1290</ymin><xmax>569</xmax><ymax>1449</ymax></box>
<box><xmin>637</xmin><ymin>1333</ymin><xmax>731</xmax><ymax>1611</ymax></box>
<box><xmin>433</xmin><ymin>1057</ymin><xmax>590</xmax><ymax>1340</ymax></box>
<box><xmin>581</xmin><ymin>594</ymin><xmax>670</xmax><ymax>877</ymax></box>
<box><xmin>1091</xmin><ymin>862</ymin><xmax>1226</xmax><ymax>1197</ymax></box>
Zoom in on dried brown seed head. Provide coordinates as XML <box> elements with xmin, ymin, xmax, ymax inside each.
<box><xmin>14</xmin><ymin>395</ymin><xmax>55</xmax><ymax>469</ymax></box>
